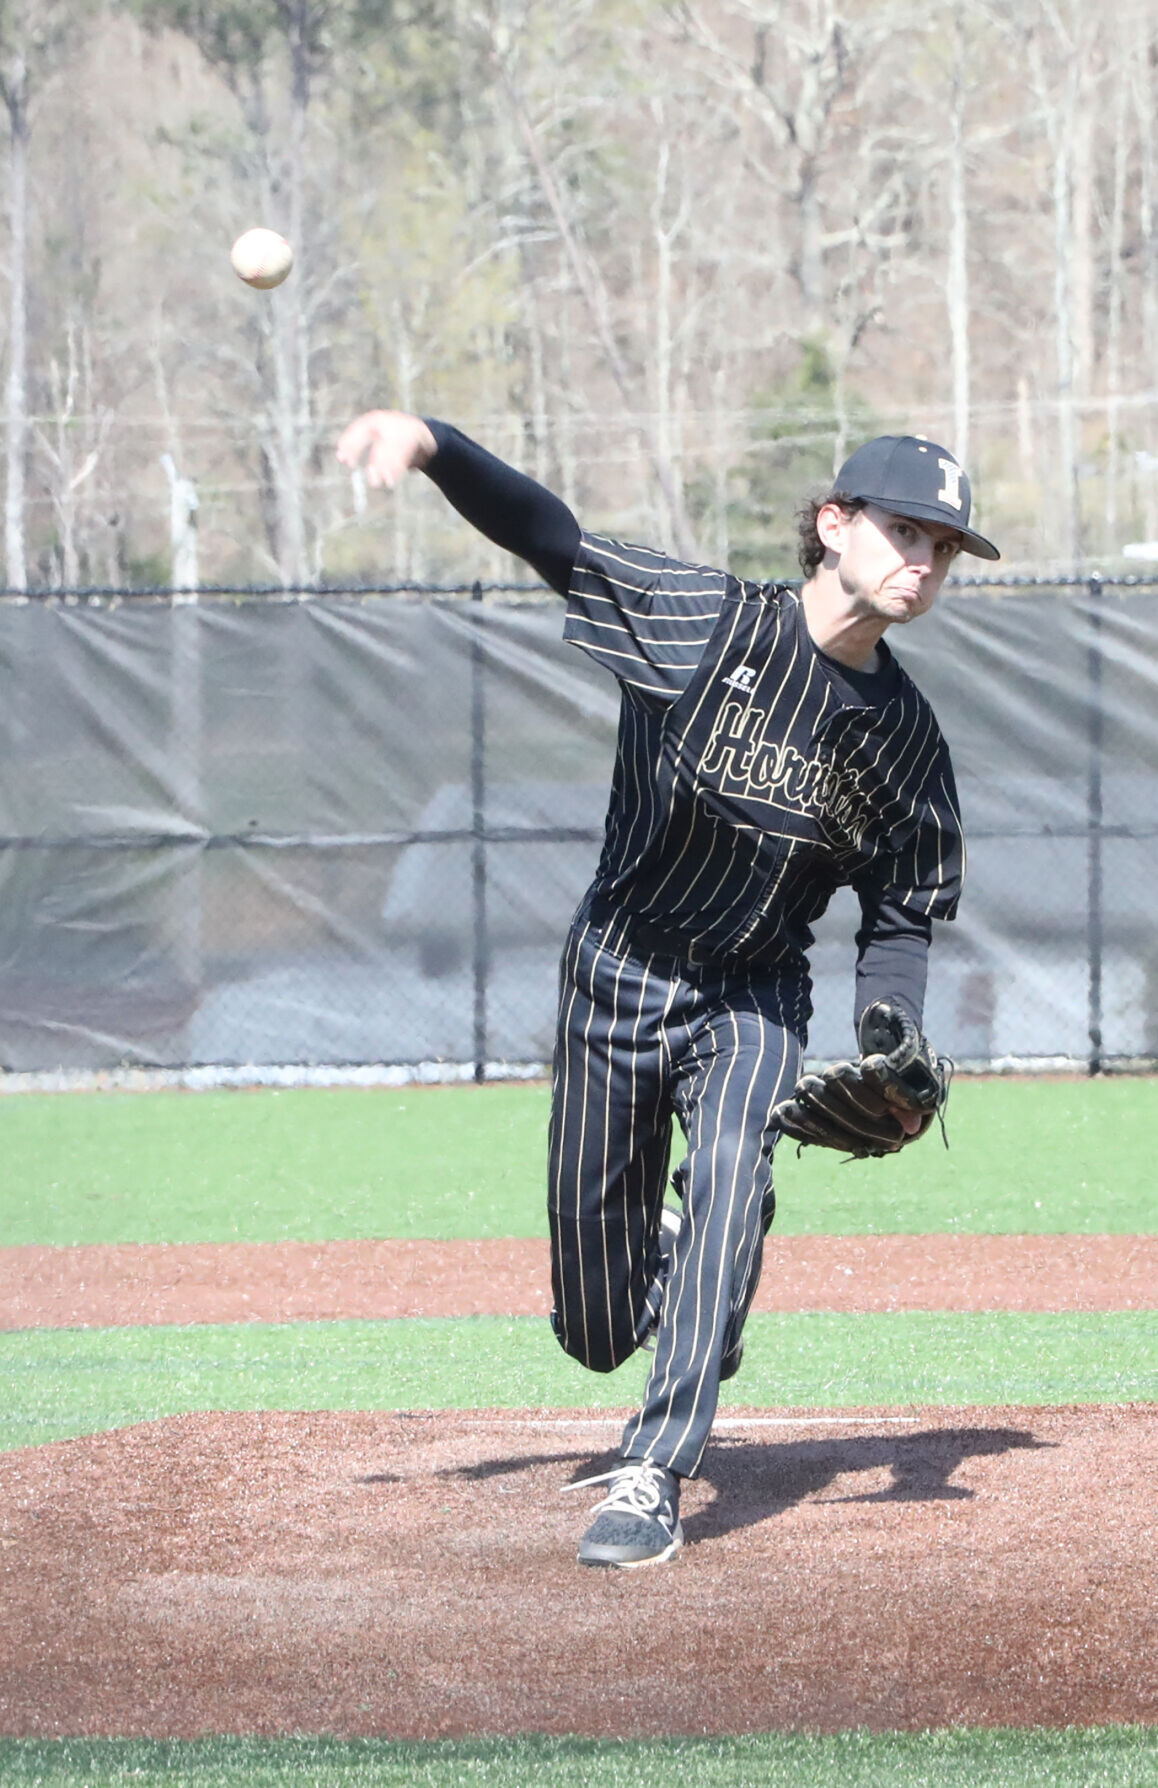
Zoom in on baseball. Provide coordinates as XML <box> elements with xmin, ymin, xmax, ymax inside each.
<box><xmin>230</xmin><ymin>227</ymin><xmax>293</xmax><ymax>290</ymax></box>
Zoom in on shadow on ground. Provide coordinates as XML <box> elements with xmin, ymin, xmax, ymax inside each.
<box><xmin>441</xmin><ymin>1424</ymin><xmax>1053</xmax><ymax>1542</ymax></box>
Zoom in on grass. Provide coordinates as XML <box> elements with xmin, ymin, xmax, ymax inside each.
<box><xmin>1</xmin><ymin>1078</ymin><xmax>1157</xmax><ymax>1247</ymax></box>
<box><xmin>1</xmin><ymin>1730</ymin><xmax>1157</xmax><ymax>1786</ymax></box>
<box><xmin>1</xmin><ymin>1310</ymin><xmax>1153</xmax><ymax>1451</ymax></box>
<box><xmin>1</xmin><ymin>1084</ymin><xmax>546</xmax><ymax>1246</ymax></box>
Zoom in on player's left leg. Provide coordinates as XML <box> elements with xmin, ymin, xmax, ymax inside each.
<box><xmin>617</xmin><ymin>968</ymin><xmax>806</xmax><ymax>1482</ymax></box>
<box><xmin>572</xmin><ymin>967</ymin><xmax>806</xmax><ymax>1567</ymax></box>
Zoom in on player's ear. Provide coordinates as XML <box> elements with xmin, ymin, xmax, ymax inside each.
<box><xmin>815</xmin><ymin>501</ymin><xmax>850</xmax><ymax>558</ymax></box>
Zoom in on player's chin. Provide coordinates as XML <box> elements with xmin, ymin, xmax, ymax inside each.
<box><xmin>882</xmin><ymin>592</ymin><xmax>932</xmax><ymax>623</ymax></box>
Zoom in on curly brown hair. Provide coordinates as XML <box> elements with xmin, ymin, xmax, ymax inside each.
<box><xmin>795</xmin><ymin>492</ymin><xmax>867</xmax><ymax>576</ymax></box>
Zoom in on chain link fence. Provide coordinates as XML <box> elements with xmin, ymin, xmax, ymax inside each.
<box><xmin>2</xmin><ymin>574</ymin><xmax>1156</xmax><ymax>1082</ymax></box>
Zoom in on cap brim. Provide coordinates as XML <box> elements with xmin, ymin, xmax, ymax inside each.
<box><xmin>957</xmin><ymin>530</ymin><xmax>1001</xmax><ymax>562</ymax></box>
<box><xmin>858</xmin><ymin>497</ymin><xmax>1001</xmax><ymax>561</ymax></box>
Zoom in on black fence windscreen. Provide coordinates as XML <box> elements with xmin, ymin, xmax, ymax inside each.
<box><xmin>2</xmin><ymin>578</ymin><xmax>1156</xmax><ymax>1076</ymax></box>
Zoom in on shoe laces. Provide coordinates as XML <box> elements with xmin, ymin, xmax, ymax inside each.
<box><xmin>563</xmin><ymin>1459</ymin><xmax>674</xmax><ymax>1519</ymax></box>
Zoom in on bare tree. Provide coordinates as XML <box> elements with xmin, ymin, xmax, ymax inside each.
<box><xmin>1019</xmin><ymin>0</ymin><xmax>1104</xmax><ymax>566</ymax></box>
<box><xmin>945</xmin><ymin>0</ymin><xmax>970</xmax><ymax>464</ymax></box>
<box><xmin>0</xmin><ymin>0</ymin><xmax>91</xmax><ymax>591</ymax></box>
<box><xmin>34</xmin><ymin>322</ymin><xmax>112</xmax><ymax>588</ymax></box>
<box><xmin>134</xmin><ymin>0</ymin><xmax>396</xmax><ymax>584</ymax></box>
<box><xmin>492</xmin><ymin>20</ymin><xmax>701</xmax><ymax>558</ymax></box>
<box><xmin>161</xmin><ymin>453</ymin><xmax>200</xmax><ymax>589</ymax></box>
<box><xmin>1102</xmin><ymin>12</ymin><xmax>1134</xmax><ymax>550</ymax></box>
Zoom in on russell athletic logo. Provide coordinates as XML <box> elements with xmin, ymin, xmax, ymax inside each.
<box><xmin>722</xmin><ymin>665</ymin><xmax>757</xmax><ymax>692</ymax></box>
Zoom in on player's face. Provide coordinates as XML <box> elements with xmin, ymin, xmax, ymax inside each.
<box><xmin>824</xmin><ymin>502</ymin><xmax>962</xmax><ymax>623</ymax></box>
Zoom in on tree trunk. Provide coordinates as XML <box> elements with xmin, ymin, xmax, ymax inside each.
<box><xmin>1052</xmin><ymin>126</ymin><xmax>1080</xmax><ymax>566</ymax></box>
<box><xmin>1103</xmin><ymin>53</ymin><xmax>1129</xmax><ymax>550</ymax></box>
<box><xmin>946</xmin><ymin>0</ymin><xmax>970</xmax><ymax>466</ymax></box>
<box><xmin>161</xmin><ymin>453</ymin><xmax>199</xmax><ymax>591</ymax></box>
<box><xmin>648</xmin><ymin>108</ymin><xmax>691</xmax><ymax>553</ymax></box>
<box><xmin>1135</xmin><ymin>13</ymin><xmax>1158</xmax><ymax>540</ymax></box>
<box><xmin>4</xmin><ymin>46</ymin><xmax>28</xmax><ymax>592</ymax></box>
<box><xmin>260</xmin><ymin>0</ymin><xmax>310</xmax><ymax>587</ymax></box>
<box><xmin>502</xmin><ymin>62</ymin><xmax>699</xmax><ymax>560</ymax></box>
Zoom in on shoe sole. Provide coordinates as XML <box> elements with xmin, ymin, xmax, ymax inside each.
<box><xmin>576</xmin><ymin>1523</ymin><xmax>684</xmax><ymax>1569</ymax></box>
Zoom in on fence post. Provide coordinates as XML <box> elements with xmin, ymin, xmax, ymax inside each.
<box><xmin>1086</xmin><ymin>573</ymin><xmax>1104</xmax><ymax>1076</ymax></box>
<box><xmin>170</xmin><ymin>590</ymin><xmax>203</xmax><ymax>1010</ymax></box>
<box><xmin>470</xmin><ymin>580</ymin><xmax>489</xmax><ymax>1083</ymax></box>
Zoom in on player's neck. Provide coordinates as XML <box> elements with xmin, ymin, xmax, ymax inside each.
<box><xmin>799</xmin><ymin>573</ymin><xmax>888</xmax><ymax>673</ymax></box>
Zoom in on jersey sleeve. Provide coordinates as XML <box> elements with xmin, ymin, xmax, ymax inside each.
<box><xmin>854</xmin><ymin>735</ymin><xmax>964</xmax><ymax>923</ymax></box>
<box><xmin>563</xmin><ymin>530</ymin><xmax>729</xmax><ymax>699</ymax></box>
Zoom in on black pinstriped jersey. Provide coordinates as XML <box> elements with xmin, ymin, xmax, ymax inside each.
<box><xmin>565</xmin><ymin>533</ymin><xmax>963</xmax><ymax>975</ymax></box>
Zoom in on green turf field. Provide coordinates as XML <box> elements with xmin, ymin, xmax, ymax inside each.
<box><xmin>2</xmin><ymin>1729</ymin><xmax>1157</xmax><ymax>1787</ymax></box>
<box><xmin>2</xmin><ymin>1310</ymin><xmax>1154</xmax><ymax>1452</ymax></box>
<box><xmin>3</xmin><ymin>1077</ymin><xmax>1157</xmax><ymax>1245</ymax></box>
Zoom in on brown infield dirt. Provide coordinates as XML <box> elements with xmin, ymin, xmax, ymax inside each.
<box><xmin>4</xmin><ymin>1233</ymin><xmax>1157</xmax><ymax>1327</ymax></box>
<box><xmin>2</xmin><ymin>1237</ymin><xmax>1156</xmax><ymax>1738</ymax></box>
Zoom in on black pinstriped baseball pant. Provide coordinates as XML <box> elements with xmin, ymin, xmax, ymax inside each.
<box><xmin>547</xmin><ymin>912</ymin><xmax>808</xmax><ymax>1480</ymax></box>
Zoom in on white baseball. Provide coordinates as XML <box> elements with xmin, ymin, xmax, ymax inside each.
<box><xmin>230</xmin><ymin>228</ymin><xmax>294</xmax><ymax>290</ymax></box>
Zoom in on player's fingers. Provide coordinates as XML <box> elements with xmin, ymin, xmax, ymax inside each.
<box><xmin>366</xmin><ymin>448</ymin><xmax>401</xmax><ymax>490</ymax></box>
<box><xmin>335</xmin><ymin>417</ymin><xmax>373</xmax><ymax>465</ymax></box>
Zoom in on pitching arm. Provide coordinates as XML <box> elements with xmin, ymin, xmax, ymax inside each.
<box><xmin>335</xmin><ymin>410</ymin><xmax>580</xmax><ymax>596</ymax></box>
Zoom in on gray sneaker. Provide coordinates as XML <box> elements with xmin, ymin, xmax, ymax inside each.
<box><xmin>566</xmin><ymin>1460</ymin><xmax>683</xmax><ymax>1568</ymax></box>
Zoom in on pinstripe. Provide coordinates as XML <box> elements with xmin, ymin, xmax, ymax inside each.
<box><xmin>549</xmin><ymin>920</ymin><xmax>591</xmax><ymax>1363</ymax></box>
<box><xmin>597</xmin><ymin>941</ymin><xmax>631</xmax><ymax>1362</ymax></box>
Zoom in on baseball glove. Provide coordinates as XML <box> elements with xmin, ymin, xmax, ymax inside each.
<box><xmin>772</xmin><ymin>997</ymin><xmax>951</xmax><ymax>1159</ymax></box>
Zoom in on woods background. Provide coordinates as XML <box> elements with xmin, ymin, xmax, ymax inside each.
<box><xmin>3</xmin><ymin>0</ymin><xmax>1157</xmax><ymax>593</ymax></box>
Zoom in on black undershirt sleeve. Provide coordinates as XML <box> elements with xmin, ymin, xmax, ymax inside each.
<box><xmin>833</xmin><ymin>650</ymin><xmax>934</xmax><ymax>1033</ymax></box>
<box><xmin>853</xmin><ymin>887</ymin><xmax>933</xmax><ymax>1032</ymax></box>
<box><xmin>421</xmin><ymin>419</ymin><xmax>580</xmax><ymax>596</ymax></box>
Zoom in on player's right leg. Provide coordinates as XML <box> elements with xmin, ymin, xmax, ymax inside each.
<box><xmin>547</xmin><ymin>915</ymin><xmax>677</xmax><ymax>1374</ymax></box>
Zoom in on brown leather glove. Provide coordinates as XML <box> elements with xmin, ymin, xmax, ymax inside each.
<box><xmin>772</xmin><ymin>998</ymin><xmax>951</xmax><ymax>1160</ymax></box>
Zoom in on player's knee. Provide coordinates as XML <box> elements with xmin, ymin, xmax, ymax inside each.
<box><xmin>549</xmin><ymin>1307</ymin><xmax>622</xmax><ymax>1374</ymax></box>
<box><xmin>582</xmin><ymin>1348</ymin><xmax>621</xmax><ymax>1375</ymax></box>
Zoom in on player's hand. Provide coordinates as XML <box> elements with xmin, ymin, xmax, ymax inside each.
<box><xmin>770</xmin><ymin>999</ymin><xmax>951</xmax><ymax>1159</ymax></box>
<box><xmin>335</xmin><ymin>410</ymin><xmax>436</xmax><ymax>490</ymax></box>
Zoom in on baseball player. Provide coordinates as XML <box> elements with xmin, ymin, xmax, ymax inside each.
<box><xmin>336</xmin><ymin>410</ymin><xmax>999</xmax><ymax>1568</ymax></box>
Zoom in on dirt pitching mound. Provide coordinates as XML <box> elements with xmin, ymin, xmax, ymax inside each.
<box><xmin>2</xmin><ymin>1405</ymin><xmax>1155</xmax><ymax>1738</ymax></box>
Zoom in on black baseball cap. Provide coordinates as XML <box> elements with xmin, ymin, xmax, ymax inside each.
<box><xmin>830</xmin><ymin>435</ymin><xmax>1000</xmax><ymax>561</ymax></box>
